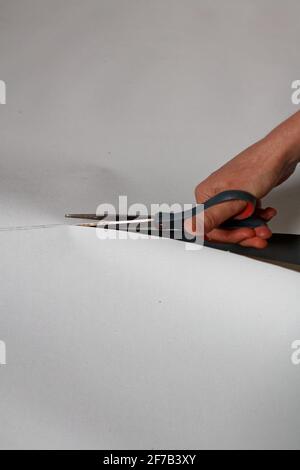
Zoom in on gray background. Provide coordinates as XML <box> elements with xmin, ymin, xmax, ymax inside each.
<box><xmin>1</xmin><ymin>0</ymin><xmax>300</xmax><ymax>450</ymax></box>
<box><xmin>0</xmin><ymin>0</ymin><xmax>300</xmax><ymax>230</ymax></box>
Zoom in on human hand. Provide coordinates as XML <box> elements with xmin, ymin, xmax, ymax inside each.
<box><xmin>187</xmin><ymin>112</ymin><xmax>300</xmax><ymax>248</ymax></box>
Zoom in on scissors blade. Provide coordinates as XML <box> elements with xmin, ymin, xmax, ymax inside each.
<box><xmin>65</xmin><ymin>213</ymin><xmax>146</xmax><ymax>221</ymax></box>
<box><xmin>99</xmin><ymin>217</ymin><xmax>153</xmax><ymax>226</ymax></box>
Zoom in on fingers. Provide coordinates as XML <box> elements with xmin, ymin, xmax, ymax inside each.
<box><xmin>204</xmin><ymin>224</ymin><xmax>272</xmax><ymax>246</ymax></box>
<box><xmin>234</xmin><ymin>208</ymin><xmax>277</xmax><ymax>249</ymax></box>
<box><xmin>205</xmin><ymin>227</ymin><xmax>255</xmax><ymax>244</ymax></box>
<box><xmin>202</xmin><ymin>204</ymin><xmax>277</xmax><ymax>234</ymax></box>
<box><xmin>256</xmin><ymin>207</ymin><xmax>277</xmax><ymax>221</ymax></box>
<box><xmin>185</xmin><ymin>199</ymin><xmax>278</xmax><ymax>249</ymax></box>
<box><xmin>254</xmin><ymin>225</ymin><xmax>272</xmax><ymax>239</ymax></box>
<box><xmin>198</xmin><ymin>207</ymin><xmax>276</xmax><ymax>248</ymax></box>
<box><xmin>239</xmin><ymin>237</ymin><xmax>268</xmax><ymax>249</ymax></box>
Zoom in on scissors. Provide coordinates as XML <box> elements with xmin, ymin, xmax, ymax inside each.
<box><xmin>65</xmin><ymin>189</ymin><xmax>300</xmax><ymax>270</ymax></box>
<box><xmin>65</xmin><ymin>189</ymin><xmax>265</xmax><ymax>231</ymax></box>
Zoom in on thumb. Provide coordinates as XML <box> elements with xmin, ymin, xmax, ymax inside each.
<box><xmin>201</xmin><ymin>199</ymin><xmax>248</xmax><ymax>233</ymax></box>
<box><xmin>185</xmin><ymin>193</ymin><xmax>248</xmax><ymax>235</ymax></box>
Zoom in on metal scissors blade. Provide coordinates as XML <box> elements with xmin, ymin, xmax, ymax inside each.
<box><xmin>65</xmin><ymin>213</ymin><xmax>154</xmax><ymax>226</ymax></box>
<box><xmin>65</xmin><ymin>213</ymin><xmax>146</xmax><ymax>221</ymax></box>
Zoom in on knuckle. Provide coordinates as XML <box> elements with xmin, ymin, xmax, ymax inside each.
<box><xmin>204</xmin><ymin>211</ymin><xmax>216</xmax><ymax>232</ymax></box>
<box><xmin>194</xmin><ymin>184</ymin><xmax>210</xmax><ymax>203</ymax></box>
<box><xmin>194</xmin><ymin>184</ymin><xmax>202</xmax><ymax>201</ymax></box>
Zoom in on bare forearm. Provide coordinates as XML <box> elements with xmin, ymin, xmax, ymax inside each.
<box><xmin>263</xmin><ymin>111</ymin><xmax>300</xmax><ymax>166</ymax></box>
<box><xmin>231</xmin><ymin>111</ymin><xmax>300</xmax><ymax>189</ymax></box>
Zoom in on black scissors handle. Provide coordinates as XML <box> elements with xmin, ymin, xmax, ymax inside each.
<box><xmin>155</xmin><ymin>190</ymin><xmax>265</xmax><ymax>229</ymax></box>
